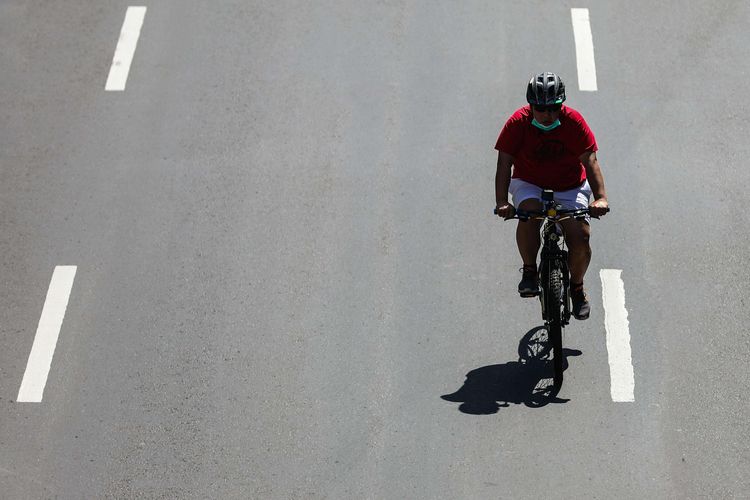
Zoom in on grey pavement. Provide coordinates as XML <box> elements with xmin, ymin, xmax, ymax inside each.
<box><xmin>1</xmin><ymin>1</ymin><xmax>749</xmax><ymax>498</ymax></box>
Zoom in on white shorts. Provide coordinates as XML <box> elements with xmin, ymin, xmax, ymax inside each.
<box><xmin>509</xmin><ymin>178</ymin><xmax>592</xmax><ymax>211</ymax></box>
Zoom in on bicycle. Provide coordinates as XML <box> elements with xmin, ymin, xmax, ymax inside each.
<box><xmin>495</xmin><ymin>189</ymin><xmax>607</xmax><ymax>389</ymax></box>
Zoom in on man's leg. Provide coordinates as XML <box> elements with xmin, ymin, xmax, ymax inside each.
<box><xmin>560</xmin><ymin>219</ymin><xmax>591</xmax><ymax>283</ymax></box>
<box><xmin>516</xmin><ymin>199</ymin><xmax>543</xmax><ymax>266</ymax></box>
<box><xmin>516</xmin><ymin>199</ymin><xmax>543</xmax><ymax>295</ymax></box>
<box><xmin>561</xmin><ymin>218</ymin><xmax>591</xmax><ymax>318</ymax></box>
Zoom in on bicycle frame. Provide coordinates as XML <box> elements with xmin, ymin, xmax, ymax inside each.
<box><xmin>513</xmin><ymin>193</ymin><xmax>587</xmax><ymax>325</ymax></box>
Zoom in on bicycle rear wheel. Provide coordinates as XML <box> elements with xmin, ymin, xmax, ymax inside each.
<box><xmin>545</xmin><ymin>264</ymin><xmax>565</xmax><ymax>387</ymax></box>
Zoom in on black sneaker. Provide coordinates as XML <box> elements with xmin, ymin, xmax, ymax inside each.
<box><xmin>571</xmin><ymin>284</ymin><xmax>590</xmax><ymax>320</ymax></box>
<box><xmin>518</xmin><ymin>265</ymin><xmax>539</xmax><ymax>297</ymax></box>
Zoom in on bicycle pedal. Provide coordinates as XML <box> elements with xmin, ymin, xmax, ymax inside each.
<box><xmin>519</xmin><ymin>291</ymin><xmax>540</xmax><ymax>298</ymax></box>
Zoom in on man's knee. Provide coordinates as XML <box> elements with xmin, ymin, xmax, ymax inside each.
<box><xmin>572</xmin><ymin>232</ymin><xmax>591</xmax><ymax>246</ymax></box>
<box><xmin>565</xmin><ymin>224</ymin><xmax>591</xmax><ymax>251</ymax></box>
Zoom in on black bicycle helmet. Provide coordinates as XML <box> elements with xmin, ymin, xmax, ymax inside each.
<box><xmin>526</xmin><ymin>72</ymin><xmax>566</xmax><ymax>105</ymax></box>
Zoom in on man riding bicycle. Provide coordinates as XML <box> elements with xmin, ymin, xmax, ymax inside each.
<box><xmin>494</xmin><ymin>72</ymin><xmax>609</xmax><ymax>320</ymax></box>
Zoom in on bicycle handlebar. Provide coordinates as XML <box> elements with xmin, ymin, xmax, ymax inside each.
<box><xmin>493</xmin><ymin>206</ymin><xmax>610</xmax><ymax>220</ymax></box>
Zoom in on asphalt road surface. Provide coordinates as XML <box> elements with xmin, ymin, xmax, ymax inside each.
<box><xmin>2</xmin><ymin>1</ymin><xmax>749</xmax><ymax>498</ymax></box>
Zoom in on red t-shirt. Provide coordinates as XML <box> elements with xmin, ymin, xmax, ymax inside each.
<box><xmin>495</xmin><ymin>105</ymin><xmax>597</xmax><ymax>191</ymax></box>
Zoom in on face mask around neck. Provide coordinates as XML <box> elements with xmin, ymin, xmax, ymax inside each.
<box><xmin>532</xmin><ymin>118</ymin><xmax>561</xmax><ymax>131</ymax></box>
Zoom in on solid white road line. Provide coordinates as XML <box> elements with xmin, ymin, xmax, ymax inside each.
<box><xmin>600</xmin><ymin>269</ymin><xmax>635</xmax><ymax>402</ymax></box>
<box><xmin>17</xmin><ymin>266</ymin><xmax>77</xmax><ymax>403</ymax></box>
<box><xmin>105</xmin><ymin>6</ymin><xmax>147</xmax><ymax>91</ymax></box>
<box><xmin>570</xmin><ymin>8</ymin><xmax>598</xmax><ymax>91</ymax></box>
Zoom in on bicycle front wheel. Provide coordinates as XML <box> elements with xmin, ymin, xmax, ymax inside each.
<box><xmin>545</xmin><ymin>264</ymin><xmax>565</xmax><ymax>388</ymax></box>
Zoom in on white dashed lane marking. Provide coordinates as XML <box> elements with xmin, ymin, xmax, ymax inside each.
<box><xmin>571</xmin><ymin>8</ymin><xmax>598</xmax><ymax>91</ymax></box>
<box><xmin>17</xmin><ymin>266</ymin><xmax>77</xmax><ymax>403</ymax></box>
<box><xmin>600</xmin><ymin>269</ymin><xmax>635</xmax><ymax>402</ymax></box>
<box><xmin>105</xmin><ymin>6</ymin><xmax>147</xmax><ymax>91</ymax></box>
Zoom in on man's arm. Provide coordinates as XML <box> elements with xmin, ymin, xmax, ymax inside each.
<box><xmin>579</xmin><ymin>150</ymin><xmax>609</xmax><ymax>216</ymax></box>
<box><xmin>495</xmin><ymin>151</ymin><xmax>515</xmax><ymax>217</ymax></box>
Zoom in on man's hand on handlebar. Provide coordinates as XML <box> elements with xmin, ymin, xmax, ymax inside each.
<box><xmin>494</xmin><ymin>203</ymin><xmax>515</xmax><ymax>219</ymax></box>
<box><xmin>588</xmin><ymin>198</ymin><xmax>610</xmax><ymax>218</ymax></box>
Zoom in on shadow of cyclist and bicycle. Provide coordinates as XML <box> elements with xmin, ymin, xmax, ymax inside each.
<box><xmin>441</xmin><ymin>326</ymin><xmax>582</xmax><ymax>415</ymax></box>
